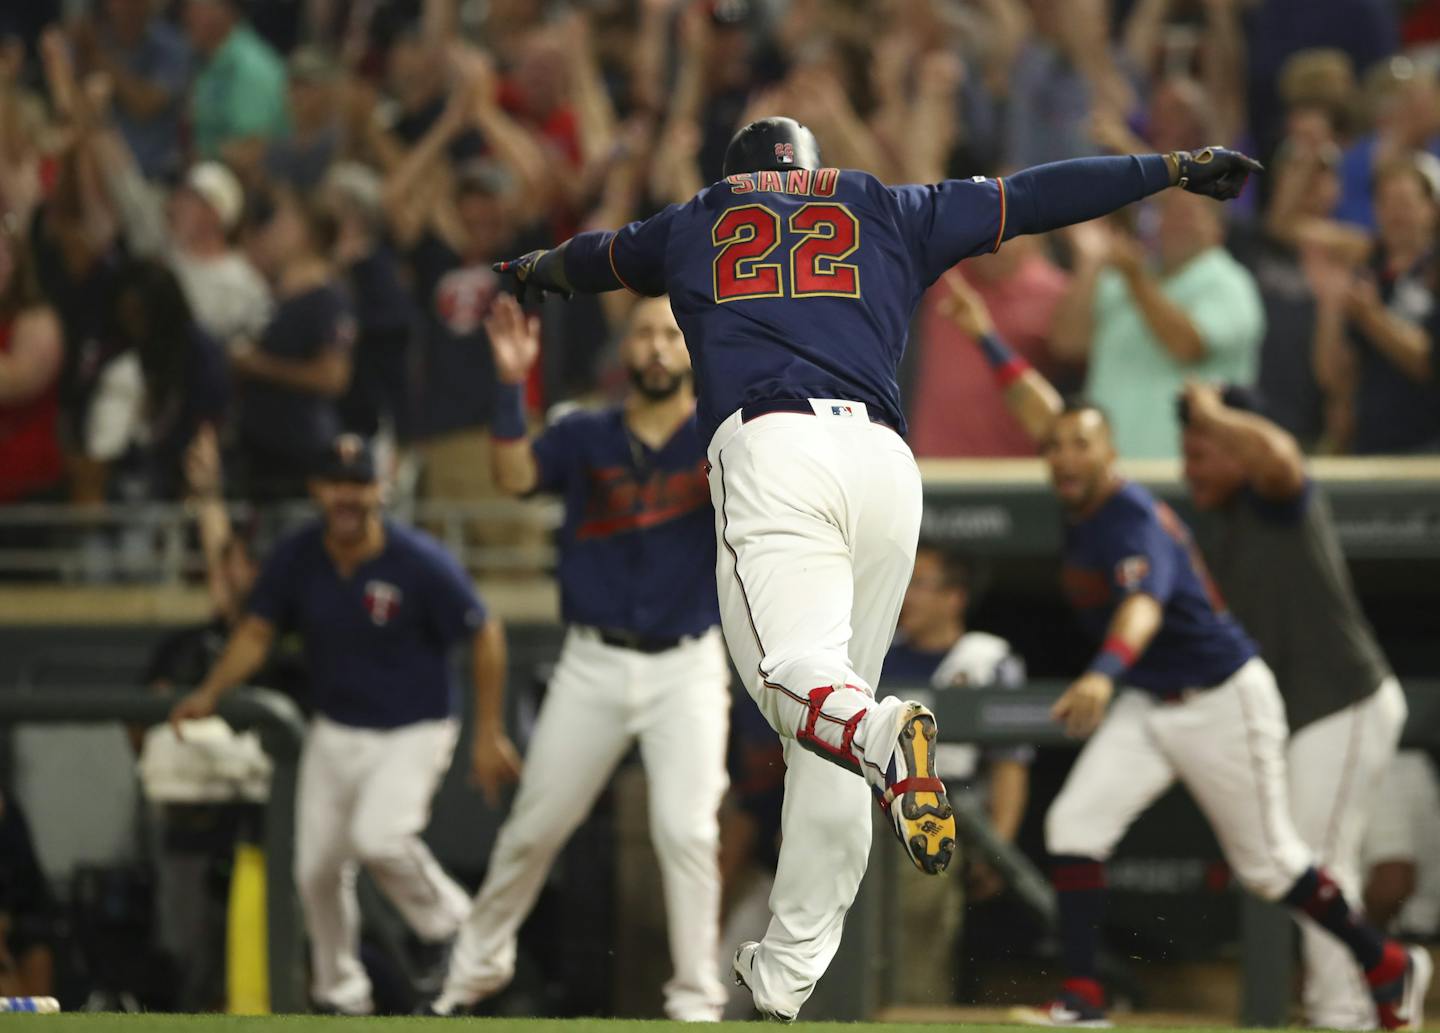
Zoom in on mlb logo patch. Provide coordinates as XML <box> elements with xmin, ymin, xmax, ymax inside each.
<box><xmin>775</xmin><ymin>142</ymin><xmax>795</xmax><ymax>165</ymax></box>
<box><xmin>830</xmin><ymin>404</ymin><xmax>854</xmax><ymax>417</ymax></box>
<box><xmin>364</xmin><ymin>580</ymin><xmax>403</xmax><ymax>625</ymax></box>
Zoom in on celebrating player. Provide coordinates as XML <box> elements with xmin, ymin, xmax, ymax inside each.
<box><xmin>1181</xmin><ymin>382</ymin><xmax>1412</xmax><ymax>1029</ymax></box>
<box><xmin>169</xmin><ymin>435</ymin><xmax>506</xmax><ymax>1016</ymax></box>
<box><xmin>425</xmin><ymin>295</ymin><xmax>730</xmax><ymax>1020</ymax></box>
<box><xmin>936</xmin><ymin>276</ymin><xmax>1429</xmax><ymax>1031</ymax></box>
<box><xmin>493</xmin><ymin>117</ymin><xmax>1261</xmax><ymax>1020</ymax></box>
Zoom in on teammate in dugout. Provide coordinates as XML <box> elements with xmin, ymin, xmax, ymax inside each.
<box><xmin>935</xmin><ymin>273</ymin><xmax>1429</xmax><ymax>1031</ymax></box>
<box><xmin>169</xmin><ymin>435</ymin><xmax>509</xmax><ymax>1016</ymax></box>
<box><xmin>426</xmin><ymin>294</ymin><xmax>731</xmax><ymax>1020</ymax></box>
<box><xmin>492</xmin><ymin>116</ymin><xmax>1261</xmax><ymax>1021</ymax></box>
<box><xmin>1180</xmin><ymin>381</ymin><xmax>1410</xmax><ymax>1030</ymax></box>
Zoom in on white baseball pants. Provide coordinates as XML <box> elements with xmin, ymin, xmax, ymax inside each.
<box><xmin>441</xmin><ymin>627</ymin><xmax>731</xmax><ymax>1021</ymax></box>
<box><xmin>707</xmin><ymin>401</ymin><xmax>923</xmax><ymax>1019</ymax></box>
<box><xmin>295</xmin><ymin>715</ymin><xmax>470</xmax><ymax>1014</ymax></box>
<box><xmin>1046</xmin><ymin>658</ymin><xmax>1313</xmax><ymax>900</ymax></box>
<box><xmin>1288</xmin><ymin>677</ymin><xmax>1408</xmax><ymax>1030</ymax></box>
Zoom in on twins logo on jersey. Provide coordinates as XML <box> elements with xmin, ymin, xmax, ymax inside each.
<box><xmin>576</xmin><ymin>461</ymin><xmax>711</xmax><ymax>541</ymax></box>
<box><xmin>434</xmin><ymin>265</ymin><xmax>500</xmax><ymax>336</ymax></box>
<box><xmin>1115</xmin><ymin>555</ymin><xmax>1150</xmax><ymax>590</ymax></box>
<box><xmin>363</xmin><ymin>580</ymin><xmax>403</xmax><ymax>626</ymax></box>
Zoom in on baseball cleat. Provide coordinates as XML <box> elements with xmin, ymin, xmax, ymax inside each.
<box><xmin>732</xmin><ymin>941</ymin><xmax>796</xmax><ymax>1023</ymax></box>
<box><xmin>1375</xmin><ymin>945</ymin><xmax>1432</xmax><ymax>1031</ymax></box>
<box><xmin>1008</xmin><ymin>982</ymin><xmax>1112</xmax><ymax>1028</ymax></box>
<box><xmin>877</xmin><ymin>703</ymin><xmax>956</xmax><ymax>875</ymax></box>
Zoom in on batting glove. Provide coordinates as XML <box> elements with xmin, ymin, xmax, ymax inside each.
<box><xmin>492</xmin><ymin>248</ymin><xmax>573</xmax><ymax>304</ymax></box>
<box><xmin>1169</xmin><ymin>147</ymin><xmax>1264</xmax><ymax>201</ymax></box>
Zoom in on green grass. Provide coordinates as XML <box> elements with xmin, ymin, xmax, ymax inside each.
<box><xmin>0</xmin><ymin>1019</ymin><xmax>1299</xmax><ymax>1033</ymax></box>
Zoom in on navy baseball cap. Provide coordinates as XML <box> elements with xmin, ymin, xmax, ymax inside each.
<box><xmin>314</xmin><ymin>434</ymin><xmax>377</xmax><ymax>483</ymax></box>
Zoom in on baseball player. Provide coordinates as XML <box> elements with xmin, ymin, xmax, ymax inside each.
<box><xmin>425</xmin><ymin>294</ymin><xmax>731</xmax><ymax>1021</ymax></box>
<box><xmin>492</xmin><ymin>117</ymin><xmax>1261</xmax><ymax>1020</ymax></box>
<box><xmin>935</xmin><ymin>276</ymin><xmax>1429</xmax><ymax>1030</ymax></box>
<box><xmin>169</xmin><ymin>435</ymin><xmax>509</xmax><ymax>1016</ymax></box>
<box><xmin>1180</xmin><ymin>382</ymin><xmax>1411</xmax><ymax>1030</ymax></box>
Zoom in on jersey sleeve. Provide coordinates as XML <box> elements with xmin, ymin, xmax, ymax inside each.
<box><xmin>423</xmin><ymin>543</ymin><xmax>489</xmax><ymax>643</ymax></box>
<box><xmin>888</xmin><ymin>178</ymin><xmax>1007</xmax><ymax>286</ymax></box>
<box><xmin>1098</xmin><ymin>510</ymin><xmax>1181</xmax><ymax>604</ymax></box>
<box><xmin>246</xmin><ymin>535</ymin><xmax>301</xmax><ymax>628</ymax></box>
<box><xmin>564</xmin><ymin>205</ymin><xmax>680</xmax><ymax>296</ymax></box>
<box><xmin>528</xmin><ymin>411</ymin><xmax>588</xmax><ymax>495</ymax></box>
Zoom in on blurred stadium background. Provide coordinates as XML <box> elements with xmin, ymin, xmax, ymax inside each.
<box><xmin>1</xmin><ymin>0</ymin><xmax>1439</xmax><ymax>1025</ymax></box>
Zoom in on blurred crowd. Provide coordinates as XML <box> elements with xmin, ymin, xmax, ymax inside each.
<box><xmin>2</xmin><ymin>0</ymin><xmax>1440</xmax><ymax>517</ymax></box>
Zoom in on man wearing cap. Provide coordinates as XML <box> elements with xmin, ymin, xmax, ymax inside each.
<box><xmin>184</xmin><ymin>0</ymin><xmax>288</xmax><ymax>175</ymax></box>
<box><xmin>169</xmin><ymin>434</ymin><xmax>516</xmax><ymax>1016</ymax></box>
<box><xmin>1181</xmin><ymin>381</ymin><xmax>1410</xmax><ymax>1030</ymax></box>
<box><xmin>95</xmin><ymin>137</ymin><xmax>272</xmax><ymax>344</ymax></box>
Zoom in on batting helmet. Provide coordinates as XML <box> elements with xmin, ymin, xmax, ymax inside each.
<box><xmin>722</xmin><ymin>117</ymin><xmax>822</xmax><ymax>178</ymax></box>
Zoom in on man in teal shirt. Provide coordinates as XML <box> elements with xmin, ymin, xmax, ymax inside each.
<box><xmin>1053</xmin><ymin>191</ymin><xmax>1264</xmax><ymax>458</ymax></box>
<box><xmin>184</xmin><ymin>0</ymin><xmax>288</xmax><ymax>171</ymax></box>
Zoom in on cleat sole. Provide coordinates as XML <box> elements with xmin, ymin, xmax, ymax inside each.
<box><xmin>894</xmin><ymin>710</ymin><xmax>957</xmax><ymax>875</ymax></box>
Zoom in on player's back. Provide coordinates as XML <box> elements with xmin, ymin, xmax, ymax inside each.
<box><xmin>615</xmin><ymin>168</ymin><xmax>1006</xmax><ymax>441</ymax></box>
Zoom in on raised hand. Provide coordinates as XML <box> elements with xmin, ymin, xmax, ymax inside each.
<box><xmin>937</xmin><ymin>270</ymin><xmax>995</xmax><ymax>339</ymax></box>
<box><xmin>484</xmin><ymin>293</ymin><xmax>541</xmax><ymax>385</ymax></box>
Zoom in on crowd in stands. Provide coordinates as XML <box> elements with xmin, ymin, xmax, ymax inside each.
<box><xmin>2</xmin><ymin>0</ymin><xmax>1440</xmax><ymax>519</ymax></box>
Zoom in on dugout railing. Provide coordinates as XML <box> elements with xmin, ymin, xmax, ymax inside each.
<box><xmin>0</xmin><ymin>688</ymin><xmax>309</xmax><ymax>1014</ymax></box>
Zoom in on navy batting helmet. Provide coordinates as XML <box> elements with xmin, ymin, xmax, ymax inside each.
<box><xmin>722</xmin><ymin>117</ymin><xmax>822</xmax><ymax>178</ymax></box>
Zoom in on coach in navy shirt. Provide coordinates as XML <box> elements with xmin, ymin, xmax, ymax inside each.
<box><xmin>170</xmin><ymin>435</ymin><xmax>513</xmax><ymax>1016</ymax></box>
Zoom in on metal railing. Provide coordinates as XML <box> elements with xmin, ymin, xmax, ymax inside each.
<box><xmin>0</xmin><ymin>688</ymin><xmax>308</xmax><ymax>1013</ymax></box>
<box><xmin>0</xmin><ymin>499</ymin><xmax>562</xmax><ymax>582</ymax></box>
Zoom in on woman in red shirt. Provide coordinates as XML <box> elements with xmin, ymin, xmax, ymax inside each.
<box><xmin>0</xmin><ymin>222</ymin><xmax>65</xmax><ymax>503</ymax></box>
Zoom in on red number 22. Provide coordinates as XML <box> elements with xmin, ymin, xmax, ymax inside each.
<box><xmin>712</xmin><ymin>203</ymin><xmax>860</xmax><ymax>303</ymax></box>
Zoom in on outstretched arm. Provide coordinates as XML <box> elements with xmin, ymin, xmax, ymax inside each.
<box><xmin>938</xmin><ymin>272</ymin><xmax>1063</xmax><ymax>444</ymax></box>
<box><xmin>1001</xmin><ymin>148</ymin><xmax>1258</xmax><ymax>241</ymax></box>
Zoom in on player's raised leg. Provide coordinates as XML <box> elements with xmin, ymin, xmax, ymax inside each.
<box><xmin>1013</xmin><ymin>691</ymin><xmax>1177</xmax><ymax>1027</ymax></box>
<box><xmin>1288</xmin><ymin>679</ymin><xmax>1408</xmax><ymax>1029</ymax></box>
<box><xmin>710</xmin><ymin>409</ymin><xmax>953</xmax><ymax>871</ymax></box>
<box><xmin>348</xmin><ymin>717</ymin><xmax>470</xmax><ymax>943</ymax></box>
<box><xmin>434</xmin><ymin>632</ymin><xmax>635</xmax><ymax>1014</ymax></box>
<box><xmin>634</xmin><ymin>630</ymin><xmax>732</xmax><ymax>1021</ymax></box>
<box><xmin>1162</xmin><ymin>660</ymin><xmax>1429</xmax><ymax>1032</ymax></box>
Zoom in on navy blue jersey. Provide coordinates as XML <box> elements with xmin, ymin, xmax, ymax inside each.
<box><xmin>564</xmin><ymin>157</ymin><xmax>1174</xmax><ymax>443</ymax></box>
<box><xmin>569</xmin><ymin>169</ymin><xmax>1003</xmax><ymax>440</ymax></box>
<box><xmin>248</xmin><ymin>520</ymin><xmax>487</xmax><ymax>729</ymax></box>
<box><xmin>1062</xmin><ymin>481</ymin><xmax>1255</xmax><ymax>694</ymax></box>
<box><xmin>531</xmin><ymin>406</ymin><xmax>718</xmax><ymax>638</ymax></box>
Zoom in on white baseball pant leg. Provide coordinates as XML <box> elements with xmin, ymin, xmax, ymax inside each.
<box><xmin>1288</xmin><ymin>678</ymin><xmax>1408</xmax><ymax>1030</ymax></box>
<box><xmin>1045</xmin><ymin>689</ymin><xmax>1179</xmax><ymax>860</ymax></box>
<box><xmin>442</xmin><ymin>629</ymin><xmax>731</xmax><ymax>1021</ymax></box>
<box><xmin>442</xmin><ymin>632</ymin><xmax>635</xmax><ymax>1007</ymax></box>
<box><xmin>708</xmin><ymin>402</ymin><xmax>922</xmax><ymax>1019</ymax></box>
<box><xmin>634</xmin><ymin>628</ymin><xmax>732</xmax><ymax>1021</ymax></box>
<box><xmin>1148</xmin><ymin>660</ymin><xmax>1315</xmax><ymax>898</ymax></box>
<box><xmin>1049</xmin><ymin>659</ymin><xmax>1315</xmax><ymax>899</ymax></box>
<box><xmin>295</xmin><ymin>716</ymin><xmax>468</xmax><ymax>1014</ymax></box>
